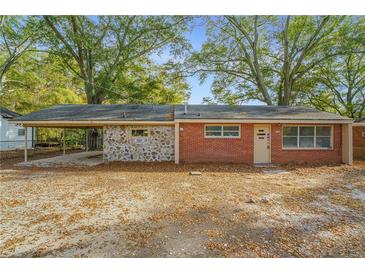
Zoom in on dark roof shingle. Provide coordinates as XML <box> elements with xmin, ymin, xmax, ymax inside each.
<box><xmin>0</xmin><ymin>106</ymin><xmax>21</xmax><ymax>119</ymax></box>
<box><xmin>13</xmin><ymin>104</ymin><xmax>174</xmax><ymax>122</ymax></box>
<box><xmin>175</xmin><ymin>105</ymin><xmax>350</xmax><ymax>121</ymax></box>
<box><xmin>13</xmin><ymin>104</ymin><xmax>351</xmax><ymax>122</ymax></box>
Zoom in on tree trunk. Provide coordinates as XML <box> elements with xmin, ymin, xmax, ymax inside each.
<box><xmin>84</xmin><ymin>80</ymin><xmax>103</xmax><ymax>150</ymax></box>
<box><xmin>280</xmin><ymin>16</ymin><xmax>291</xmax><ymax>106</ymax></box>
<box><xmin>86</xmin><ymin>128</ymin><xmax>102</xmax><ymax>150</ymax></box>
<box><xmin>87</xmin><ymin>129</ymin><xmax>97</xmax><ymax>150</ymax></box>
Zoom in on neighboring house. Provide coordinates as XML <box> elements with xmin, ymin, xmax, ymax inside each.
<box><xmin>353</xmin><ymin>117</ymin><xmax>365</xmax><ymax>160</ymax></box>
<box><xmin>13</xmin><ymin>104</ymin><xmax>353</xmax><ymax>165</ymax></box>
<box><xmin>0</xmin><ymin>107</ymin><xmax>35</xmax><ymax>151</ymax></box>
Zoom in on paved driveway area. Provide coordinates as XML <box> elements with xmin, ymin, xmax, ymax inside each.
<box><xmin>1</xmin><ymin>161</ymin><xmax>364</xmax><ymax>257</ymax></box>
<box><xmin>16</xmin><ymin>151</ymin><xmax>103</xmax><ymax>167</ymax></box>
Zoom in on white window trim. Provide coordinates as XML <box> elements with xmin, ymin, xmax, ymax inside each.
<box><xmin>204</xmin><ymin>124</ymin><xmax>241</xmax><ymax>139</ymax></box>
<box><xmin>282</xmin><ymin>125</ymin><xmax>334</xmax><ymax>150</ymax></box>
<box><xmin>130</xmin><ymin>128</ymin><xmax>149</xmax><ymax>138</ymax></box>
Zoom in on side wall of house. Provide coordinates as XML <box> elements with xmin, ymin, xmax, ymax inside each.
<box><xmin>271</xmin><ymin>124</ymin><xmax>342</xmax><ymax>164</ymax></box>
<box><xmin>179</xmin><ymin>123</ymin><xmax>254</xmax><ymax>163</ymax></box>
<box><xmin>353</xmin><ymin>126</ymin><xmax>365</xmax><ymax>159</ymax></box>
<box><xmin>0</xmin><ymin>117</ymin><xmax>34</xmax><ymax>150</ymax></box>
<box><xmin>179</xmin><ymin>122</ymin><xmax>343</xmax><ymax>164</ymax></box>
<box><xmin>103</xmin><ymin>125</ymin><xmax>175</xmax><ymax>161</ymax></box>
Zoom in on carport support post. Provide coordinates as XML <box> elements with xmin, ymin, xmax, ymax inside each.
<box><xmin>63</xmin><ymin>128</ymin><xmax>66</xmax><ymax>156</ymax></box>
<box><xmin>174</xmin><ymin>122</ymin><xmax>179</xmax><ymax>164</ymax></box>
<box><xmin>24</xmin><ymin>126</ymin><xmax>28</xmax><ymax>162</ymax></box>
<box><xmin>85</xmin><ymin>129</ymin><xmax>89</xmax><ymax>151</ymax></box>
<box><xmin>342</xmin><ymin>123</ymin><xmax>353</xmax><ymax>165</ymax></box>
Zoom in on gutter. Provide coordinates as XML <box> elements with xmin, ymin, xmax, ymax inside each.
<box><xmin>174</xmin><ymin>119</ymin><xmax>353</xmax><ymax>124</ymax></box>
<box><xmin>10</xmin><ymin>120</ymin><xmax>175</xmax><ymax>127</ymax></box>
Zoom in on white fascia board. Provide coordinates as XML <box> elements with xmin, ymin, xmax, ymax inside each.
<box><xmin>10</xmin><ymin>120</ymin><xmax>175</xmax><ymax>126</ymax></box>
<box><xmin>174</xmin><ymin>119</ymin><xmax>353</xmax><ymax>124</ymax></box>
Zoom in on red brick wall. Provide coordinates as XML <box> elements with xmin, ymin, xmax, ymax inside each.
<box><xmin>179</xmin><ymin>123</ymin><xmax>343</xmax><ymax>164</ymax></box>
<box><xmin>179</xmin><ymin>123</ymin><xmax>253</xmax><ymax>163</ymax></box>
<box><xmin>271</xmin><ymin>124</ymin><xmax>342</xmax><ymax>164</ymax></box>
<box><xmin>353</xmin><ymin>126</ymin><xmax>365</xmax><ymax>159</ymax></box>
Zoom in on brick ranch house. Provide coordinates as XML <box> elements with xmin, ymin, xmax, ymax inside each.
<box><xmin>13</xmin><ymin>104</ymin><xmax>353</xmax><ymax>165</ymax></box>
<box><xmin>353</xmin><ymin>117</ymin><xmax>365</xmax><ymax>160</ymax></box>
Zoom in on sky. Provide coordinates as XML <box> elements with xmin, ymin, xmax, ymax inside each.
<box><xmin>153</xmin><ymin>18</ymin><xmax>262</xmax><ymax>105</ymax></box>
<box><xmin>152</xmin><ymin>18</ymin><xmax>213</xmax><ymax>104</ymax></box>
<box><xmin>183</xmin><ymin>21</ymin><xmax>213</xmax><ymax>104</ymax></box>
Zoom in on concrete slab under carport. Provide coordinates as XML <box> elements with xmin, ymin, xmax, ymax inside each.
<box><xmin>16</xmin><ymin>151</ymin><xmax>103</xmax><ymax>167</ymax></box>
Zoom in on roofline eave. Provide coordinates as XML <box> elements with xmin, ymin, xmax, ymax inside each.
<box><xmin>10</xmin><ymin>120</ymin><xmax>175</xmax><ymax>128</ymax></box>
<box><xmin>174</xmin><ymin>118</ymin><xmax>353</xmax><ymax>124</ymax></box>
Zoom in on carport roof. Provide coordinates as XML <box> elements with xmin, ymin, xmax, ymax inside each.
<box><xmin>13</xmin><ymin>104</ymin><xmax>175</xmax><ymax>122</ymax></box>
<box><xmin>12</xmin><ymin>104</ymin><xmax>351</xmax><ymax>124</ymax></box>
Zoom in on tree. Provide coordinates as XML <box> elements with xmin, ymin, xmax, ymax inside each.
<box><xmin>298</xmin><ymin>17</ymin><xmax>365</xmax><ymax>118</ymax></box>
<box><xmin>40</xmin><ymin>16</ymin><xmax>191</xmax><ymax>149</ymax></box>
<box><xmin>189</xmin><ymin>16</ymin><xmax>361</xmax><ymax>106</ymax></box>
<box><xmin>0</xmin><ymin>50</ymin><xmax>84</xmax><ymax>147</ymax></box>
<box><xmin>41</xmin><ymin>16</ymin><xmax>190</xmax><ymax>104</ymax></box>
<box><xmin>300</xmin><ymin>53</ymin><xmax>365</xmax><ymax>119</ymax></box>
<box><xmin>0</xmin><ymin>51</ymin><xmax>85</xmax><ymax>147</ymax></box>
<box><xmin>0</xmin><ymin>52</ymin><xmax>84</xmax><ymax>114</ymax></box>
<box><xmin>106</xmin><ymin>61</ymin><xmax>189</xmax><ymax>104</ymax></box>
<box><xmin>0</xmin><ymin>16</ymin><xmax>41</xmax><ymax>93</ymax></box>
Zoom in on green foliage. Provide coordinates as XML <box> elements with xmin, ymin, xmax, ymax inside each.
<box><xmin>298</xmin><ymin>17</ymin><xmax>365</xmax><ymax>118</ymax></box>
<box><xmin>0</xmin><ymin>16</ymin><xmax>42</xmax><ymax>91</ymax></box>
<box><xmin>190</xmin><ymin>15</ymin><xmax>364</xmax><ymax>117</ymax></box>
<box><xmin>300</xmin><ymin>53</ymin><xmax>365</xmax><ymax>118</ymax></box>
<box><xmin>41</xmin><ymin>16</ymin><xmax>191</xmax><ymax>104</ymax></box>
<box><xmin>106</xmin><ymin>62</ymin><xmax>190</xmax><ymax>104</ymax></box>
<box><xmin>1</xmin><ymin>16</ymin><xmax>364</xmax><ymax>121</ymax></box>
<box><xmin>1</xmin><ymin>16</ymin><xmax>192</xmax><ymax>144</ymax></box>
<box><xmin>0</xmin><ymin>52</ymin><xmax>84</xmax><ymax>114</ymax></box>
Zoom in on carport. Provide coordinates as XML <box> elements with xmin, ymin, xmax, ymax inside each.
<box><xmin>11</xmin><ymin>104</ymin><xmax>176</xmax><ymax>163</ymax></box>
<box><xmin>9</xmin><ymin>105</ymin><xmax>107</xmax><ymax>162</ymax></box>
<box><xmin>17</xmin><ymin>121</ymin><xmax>104</xmax><ymax>162</ymax></box>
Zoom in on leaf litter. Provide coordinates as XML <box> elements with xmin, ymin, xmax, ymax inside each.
<box><xmin>0</xmin><ymin>160</ymin><xmax>364</xmax><ymax>257</ymax></box>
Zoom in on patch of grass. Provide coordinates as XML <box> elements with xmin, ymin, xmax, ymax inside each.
<box><xmin>330</xmin><ymin>193</ymin><xmax>364</xmax><ymax>210</ymax></box>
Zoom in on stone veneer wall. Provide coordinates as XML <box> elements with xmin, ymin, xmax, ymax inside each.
<box><xmin>103</xmin><ymin>125</ymin><xmax>174</xmax><ymax>161</ymax></box>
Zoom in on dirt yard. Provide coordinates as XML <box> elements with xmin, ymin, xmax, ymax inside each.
<box><xmin>1</xmin><ymin>155</ymin><xmax>365</xmax><ymax>257</ymax></box>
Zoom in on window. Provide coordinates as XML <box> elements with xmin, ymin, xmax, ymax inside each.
<box><xmin>18</xmin><ymin>128</ymin><xmax>25</xmax><ymax>136</ymax></box>
<box><xmin>283</xmin><ymin>126</ymin><xmax>332</xmax><ymax>149</ymax></box>
<box><xmin>131</xmin><ymin>129</ymin><xmax>148</xmax><ymax>137</ymax></box>
<box><xmin>316</xmin><ymin>126</ymin><xmax>332</xmax><ymax>148</ymax></box>
<box><xmin>205</xmin><ymin>125</ymin><xmax>240</xmax><ymax>138</ymax></box>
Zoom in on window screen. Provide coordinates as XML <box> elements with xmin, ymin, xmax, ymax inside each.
<box><xmin>205</xmin><ymin>125</ymin><xmax>240</xmax><ymax>138</ymax></box>
<box><xmin>283</xmin><ymin>126</ymin><xmax>332</xmax><ymax>149</ymax></box>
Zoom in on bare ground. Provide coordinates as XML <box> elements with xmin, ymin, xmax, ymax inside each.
<box><xmin>1</xmin><ymin>154</ymin><xmax>365</xmax><ymax>257</ymax></box>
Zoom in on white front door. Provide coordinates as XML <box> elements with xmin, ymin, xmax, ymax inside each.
<box><xmin>254</xmin><ymin>125</ymin><xmax>271</xmax><ymax>164</ymax></box>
